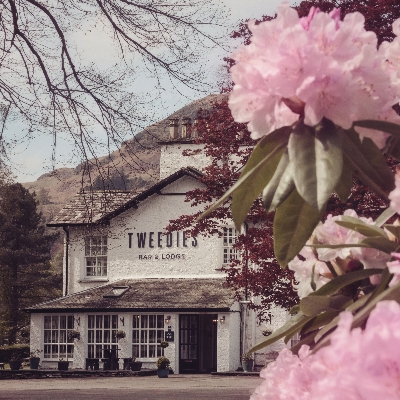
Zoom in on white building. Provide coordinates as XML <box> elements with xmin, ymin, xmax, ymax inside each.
<box><xmin>27</xmin><ymin>120</ymin><xmax>287</xmax><ymax>372</ymax></box>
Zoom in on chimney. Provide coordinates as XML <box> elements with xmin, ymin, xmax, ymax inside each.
<box><xmin>192</xmin><ymin>117</ymin><xmax>201</xmax><ymax>138</ymax></box>
<box><xmin>169</xmin><ymin>118</ymin><xmax>179</xmax><ymax>139</ymax></box>
<box><xmin>181</xmin><ymin>117</ymin><xmax>191</xmax><ymax>138</ymax></box>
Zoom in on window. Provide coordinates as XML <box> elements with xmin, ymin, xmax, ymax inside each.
<box><xmin>43</xmin><ymin>315</ymin><xmax>74</xmax><ymax>359</ymax></box>
<box><xmin>290</xmin><ymin>332</ymin><xmax>301</xmax><ymax>348</ymax></box>
<box><xmin>132</xmin><ymin>315</ymin><xmax>165</xmax><ymax>359</ymax></box>
<box><xmin>85</xmin><ymin>236</ymin><xmax>107</xmax><ymax>277</ymax></box>
<box><xmin>87</xmin><ymin>314</ymin><xmax>118</xmax><ymax>359</ymax></box>
<box><xmin>222</xmin><ymin>227</ymin><xmax>241</xmax><ymax>265</ymax></box>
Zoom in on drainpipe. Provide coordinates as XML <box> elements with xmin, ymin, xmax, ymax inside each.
<box><xmin>63</xmin><ymin>226</ymin><xmax>70</xmax><ymax>296</ymax></box>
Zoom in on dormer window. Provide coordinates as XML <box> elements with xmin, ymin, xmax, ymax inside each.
<box><xmin>85</xmin><ymin>236</ymin><xmax>108</xmax><ymax>277</ymax></box>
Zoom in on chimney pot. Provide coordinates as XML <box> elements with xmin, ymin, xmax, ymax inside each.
<box><xmin>169</xmin><ymin>118</ymin><xmax>179</xmax><ymax>139</ymax></box>
<box><xmin>181</xmin><ymin>117</ymin><xmax>191</xmax><ymax>138</ymax></box>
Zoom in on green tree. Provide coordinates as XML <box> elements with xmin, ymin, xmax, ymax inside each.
<box><xmin>0</xmin><ymin>183</ymin><xmax>59</xmax><ymax>344</ymax></box>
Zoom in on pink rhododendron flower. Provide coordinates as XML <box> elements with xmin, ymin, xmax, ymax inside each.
<box><xmin>251</xmin><ymin>301</ymin><xmax>400</xmax><ymax>400</ymax></box>
<box><xmin>389</xmin><ymin>170</ymin><xmax>400</xmax><ymax>214</ymax></box>
<box><xmin>229</xmin><ymin>3</ymin><xmax>400</xmax><ymax>148</ymax></box>
<box><xmin>288</xmin><ymin>245</ymin><xmax>331</xmax><ymax>298</ymax></box>
<box><xmin>387</xmin><ymin>252</ymin><xmax>400</xmax><ymax>287</ymax></box>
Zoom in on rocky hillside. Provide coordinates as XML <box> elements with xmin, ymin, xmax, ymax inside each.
<box><xmin>23</xmin><ymin>93</ymin><xmax>226</xmax><ymax>223</ymax></box>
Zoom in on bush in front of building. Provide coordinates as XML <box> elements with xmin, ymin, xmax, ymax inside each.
<box><xmin>0</xmin><ymin>344</ymin><xmax>29</xmax><ymax>362</ymax></box>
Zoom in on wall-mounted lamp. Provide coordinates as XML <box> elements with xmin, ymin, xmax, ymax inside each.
<box><xmin>212</xmin><ymin>318</ymin><xmax>218</xmax><ymax>323</ymax></box>
<box><xmin>266</xmin><ymin>313</ymin><xmax>272</xmax><ymax>324</ymax></box>
<box><xmin>120</xmin><ymin>317</ymin><xmax>125</xmax><ymax>327</ymax></box>
<box><xmin>220</xmin><ymin>316</ymin><xmax>226</xmax><ymax>323</ymax></box>
<box><xmin>165</xmin><ymin>315</ymin><xmax>171</xmax><ymax>324</ymax></box>
<box><xmin>74</xmin><ymin>317</ymin><xmax>81</xmax><ymax>327</ymax></box>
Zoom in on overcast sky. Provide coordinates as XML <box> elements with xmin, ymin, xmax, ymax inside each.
<box><xmin>9</xmin><ymin>0</ymin><xmax>297</xmax><ymax>183</ymax></box>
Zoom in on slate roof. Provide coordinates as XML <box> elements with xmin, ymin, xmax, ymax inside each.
<box><xmin>26</xmin><ymin>278</ymin><xmax>235</xmax><ymax>312</ymax></box>
<box><xmin>47</xmin><ymin>167</ymin><xmax>202</xmax><ymax>227</ymax></box>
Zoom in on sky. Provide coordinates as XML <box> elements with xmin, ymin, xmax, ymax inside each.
<box><xmin>7</xmin><ymin>0</ymin><xmax>297</xmax><ymax>183</ymax></box>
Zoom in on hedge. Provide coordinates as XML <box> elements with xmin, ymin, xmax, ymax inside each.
<box><xmin>0</xmin><ymin>345</ymin><xmax>30</xmax><ymax>362</ymax></box>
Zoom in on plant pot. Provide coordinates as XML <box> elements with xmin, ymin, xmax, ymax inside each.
<box><xmin>129</xmin><ymin>361</ymin><xmax>142</xmax><ymax>371</ymax></box>
<box><xmin>242</xmin><ymin>360</ymin><xmax>254</xmax><ymax>372</ymax></box>
<box><xmin>29</xmin><ymin>357</ymin><xmax>40</xmax><ymax>369</ymax></box>
<box><xmin>9</xmin><ymin>360</ymin><xmax>22</xmax><ymax>371</ymax></box>
<box><xmin>58</xmin><ymin>361</ymin><xmax>69</xmax><ymax>371</ymax></box>
<box><xmin>157</xmin><ymin>368</ymin><xmax>169</xmax><ymax>378</ymax></box>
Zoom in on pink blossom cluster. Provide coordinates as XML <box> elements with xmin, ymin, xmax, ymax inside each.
<box><xmin>251</xmin><ymin>300</ymin><xmax>400</xmax><ymax>400</ymax></box>
<box><xmin>287</xmin><ymin>245</ymin><xmax>331</xmax><ymax>298</ymax></box>
<box><xmin>229</xmin><ymin>3</ymin><xmax>400</xmax><ymax>147</ymax></box>
<box><xmin>288</xmin><ymin>210</ymin><xmax>390</xmax><ymax>296</ymax></box>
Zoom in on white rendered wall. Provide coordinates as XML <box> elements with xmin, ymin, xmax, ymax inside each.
<box><xmin>67</xmin><ymin>176</ymin><xmax>226</xmax><ymax>294</ymax></box>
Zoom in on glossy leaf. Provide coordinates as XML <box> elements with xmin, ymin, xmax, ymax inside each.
<box><xmin>262</xmin><ymin>150</ymin><xmax>295</xmax><ymax>212</ymax></box>
<box><xmin>383</xmin><ymin>225</ymin><xmax>400</xmax><ymax>240</ymax></box>
<box><xmin>274</xmin><ymin>189</ymin><xmax>324</xmax><ymax>267</ymax></box>
<box><xmin>289</xmin><ymin>119</ymin><xmax>342</xmax><ymax>211</ymax></box>
<box><xmin>335</xmin><ymin>217</ymin><xmax>388</xmax><ymax>238</ymax></box>
<box><xmin>339</xmin><ymin>128</ymin><xmax>393</xmax><ymax>199</ymax></box>
<box><xmin>309</xmin><ymin>268</ymin><xmax>383</xmax><ymax>297</ymax></box>
<box><xmin>375</xmin><ymin>207</ymin><xmax>396</xmax><ymax>227</ymax></box>
<box><xmin>353</xmin><ymin>120</ymin><xmax>400</xmax><ymax>137</ymax></box>
<box><xmin>360</xmin><ymin>236</ymin><xmax>399</xmax><ymax>254</ymax></box>
<box><xmin>300</xmin><ymin>294</ymin><xmax>352</xmax><ymax>316</ymax></box>
<box><xmin>249</xmin><ymin>312</ymin><xmax>314</xmax><ymax>353</ymax></box>
<box><xmin>387</xmin><ymin>136</ymin><xmax>400</xmax><ymax>161</ymax></box>
<box><xmin>230</xmin><ymin>126</ymin><xmax>292</xmax><ymax>229</ymax></box>
<box><xmin>335</xmin><ymin>157</ymin><xmax>353</xmax><ymax>202</ymax></box>
<box><xmin>199</xmin><ymin>126</ymin><xmax>291</xmax><ymax>223</ymax></box>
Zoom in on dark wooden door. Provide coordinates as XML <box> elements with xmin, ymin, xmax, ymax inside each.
<box><xmin>179</xmin><ymin>315</ymin><xmax>199</xmax><ymax>373</ymax></box>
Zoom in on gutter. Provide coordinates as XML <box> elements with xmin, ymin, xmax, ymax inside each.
<box><xmin>63</xmin><ymin>226</ymin><xmax>70</xmax><ymax>296</ymax></box>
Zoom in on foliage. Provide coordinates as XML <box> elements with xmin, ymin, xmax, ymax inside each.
<box><xmin>114</xmin><ymin>330</ymin><xmax>126</xmax><ymax>339</ymax></box>
<box><xmin>167</xmin><ymin>99</ymin><xmax>299</xmax><ymax>320</ymax></box>
<box><xmin>241</xmin><ymin>353</ymin><xmax>254</xmax><ymax>361</ymax></box>
<box><xmin>160</xmin><ymin>341</ymin><xmax>169</xmax><ymax>349</ymax></box>
<box><xmin>67</xmin><ymin>330</ymin><xmax>81</xmax><ymax>341</ymax></box>
<box><xmin>0</xmin><ymin>182</ymin><xmax>59</xmax><ymax>344</ymax></box>
<box><xmin>0</xmin><ymin>345</ymin><xmax>29</xmax><ymax>362</ymax></box>
<box><xmin>156</xmin><ymin>356</ymin><xmax>170</xmax><ymax>369</ymax></box>
<box><xmin>29</xmin><ymin>349</ymin><xmax>42</xmax><ymax>358</ymax></box>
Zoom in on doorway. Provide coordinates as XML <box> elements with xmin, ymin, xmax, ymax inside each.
<box><xmin>179</xmin><ymin>314</ymin><xmax>217</xmax><ymax>373</ymax></box>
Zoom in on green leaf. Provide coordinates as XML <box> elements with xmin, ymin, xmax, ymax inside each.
<box><xmin>199</xmin><ymin>126</ymin><xmax>291</xmax><ymax>224</ymax></box>
<box><xmin>353</xmin><ymin>120</ymin><xmax>400</xmax><ymax>137</ymax></box>
<box><xmin>383</xmin><ymin>225</ymin><xmax>400</xmax><ymax>240</ymax></box>
<box><xmin>339</xmin><ymin>128</ymin><xmax>393</xmax><ymax>199</ymax></box>
<box><xmin>230</xmin><ymin>126</ymin><xmax>292</xmax><ymax>229</ymax></box>
<box><xmin>375</xmin><ymin>207</ymin><xmax>396</xmax><ymax>227</ymax></box>
<box><xmin>335</xmin><ymin>216</ymin><xmax>388</xmax><ymax>238</ymax></box>
<box><xmin>387</xmin><ymin>136</ymin><xmax>400</xmax><ymax>161</ymax></box>
<box><xmin>262</xmin><ymin>150</ymin><xmax>295</xmax><ymax>212</ymax></box>
<box><xmin>314</xmin><ymin>293</ymin><xmax>372</xmax><ymax>344</ymax></box>
<box><xmin>301</xmin><ymin>311</ymin><xmax>340</xmax><ymax>336</ymax></box>
<box><xmin>334</xmin><ymin>157</ymin><xmax>353</xmax><ymax>202</ymax></box>
<box><xmin>274</xmin><ymin>189</ymin><xmax>324</xmax><ymax>267</ymax></box>
<box><xmin>360</xmin><ymin>236</ymin><xmax>399</xmax><ymax>254</ymax></box>
<box><xmin>249</xmin><ymin>312</ymin><xmax>314</xmax><ymax>353</ymax></box>
<box><xmin>289</xmin><ymin>119</ymin><xmax>342</xmax><ymax>211</ymax></box>
<box><xmin>352</xmin><ymin>281</ymin><xmax>400</xmax><ymax>329</ymax></box>
<box><xmin>300</xmin><ymin>294</ymin><xmax>352</xmax><ymax>316</ymax></box>
<box><xmin>309</xmin><ymin>268</ymin><xmax>383</xmax><ymax>297</ymax></box>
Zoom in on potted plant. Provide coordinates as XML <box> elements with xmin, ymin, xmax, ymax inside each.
<box><xmin>156</xmin><ymin>356</ymin><xmax>170</xmax><ymax>378</ymax></box>
<box><xmin>160</xmin><ymin>340</ymin><xmax>169</xmax><ymax>349</ymax></box>
<box><xmin>114</xmin><ymin>330</ymin><xmax>126</xmax><ymax>340</ymax></box>
<box><xmin>128</xmin><ymin>356</ymin><xmax>142</xmax><ymax>371</ymax></box>
<box><xmin>58</xmin><ymin>358</ymin><xmax>69</xmax><ymax>371</ymax></box>
<box><xmin>67</xmin><ymin>329</ymin><xmax>81</xmax><ymax>341</ymax></box>
<box><xmin>241</xmin><ymin>353</ymin><xmax>254</xmax><ymax>372</ymax></box>
<box><xmin>9</xmin><ymin>353</ymin><xmax>23</xmax><ymax>371</ymax></box>
<box><xmin>29</xmin><ymin>349</ymin><xmax>42</xmax><ymax>369</ymax></box>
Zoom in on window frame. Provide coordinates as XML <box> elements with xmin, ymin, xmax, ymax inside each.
<box><xmin>132</xmin><ymin>314</ymin><xmax>165</xmax><ymax>360</ymax></box>
<box><xmin>84</xmin><ymin>235</ymin><xmax>108</xmax><ymax>278</ymax></box>
<box><xmin>221</xmin><ymin>226</ymin><xmax>241</xmax><ymax>266</ymax></box>
<box><xmin>43</xmin><ymin>314</ymin><xmax>75</xmax><ymax>360</ymax></box>
<box><xmin>87</xmin><ymin>314</ymin><xmax>119</xmax><ymax>359</ymax></box>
